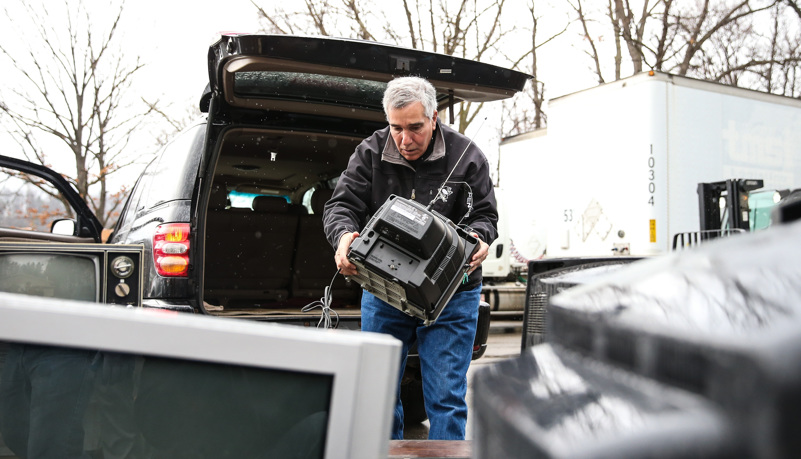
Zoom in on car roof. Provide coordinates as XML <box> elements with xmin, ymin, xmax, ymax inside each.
<box><xmin>204</xmin><ymin>34</ymin><xmax>531</xmax><ymax>122</ymax></box>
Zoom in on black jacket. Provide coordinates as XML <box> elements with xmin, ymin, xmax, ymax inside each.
<box><xmin>323</xmin><ymin>120</ymin><xmax>498</xmax><ymax>291</ymax></box>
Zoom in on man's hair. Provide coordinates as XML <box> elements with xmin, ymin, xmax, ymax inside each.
<box><xmin>383</xmin><ymin>76</ymin><xmax>437</xmax><ymax>119</ymax></box>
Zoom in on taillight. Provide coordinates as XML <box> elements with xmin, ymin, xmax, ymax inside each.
<box><xmin>154</xmin><ymin>223</ymin><xmax>190</xmax><ymax>277</ymax></box>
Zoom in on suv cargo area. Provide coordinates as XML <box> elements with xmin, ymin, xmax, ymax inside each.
<box><xmin>202</xmin><ymin>127</ymin><xmax>365</xmax><ymax>321</ymax></box>
<box><xmin>110</xmin><ymin>34</ymin><xmax>529</xmax><ymax>329</ymax></box>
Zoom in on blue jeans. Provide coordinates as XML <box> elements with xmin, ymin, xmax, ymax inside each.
<box><xmin>361</xmin><ymin>285</ymin><xmax>481</xmax><ymax>440</ymax></box>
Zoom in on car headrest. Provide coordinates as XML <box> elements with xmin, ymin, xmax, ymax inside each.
<box><xmin>288</xmin><ymin>203</ymin><xmax>308</xmax><ymax>215</ymax></box>
<box><xmin>311</xmin><ymin>189</ymin><xmax>335</xmax><ymax>215</ymax></box>
<box><xmin>252</xmin><ymin>196</ymin><xmax>289</xmax><ymax>213</ymax></box>
<box><xmin>209</xmin><ymin>186</ymin><xmax>229</xmax><ymax>211</ymax></box>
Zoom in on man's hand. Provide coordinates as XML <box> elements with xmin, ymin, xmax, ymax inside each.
<box><xmin>468</xmin><ymin>232</ymin><xmax>489</xmax><ymax>274</ymax></box>
<box><xmin>335</xmin><ymin>231</ymin><xmax>360</xmax><ymax>276</ymax></box>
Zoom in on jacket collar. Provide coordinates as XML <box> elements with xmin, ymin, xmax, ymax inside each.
<box><xmin>381</xmin><ymin>120</ymin><xmax>446</xmax><ymax>168</ymax></box>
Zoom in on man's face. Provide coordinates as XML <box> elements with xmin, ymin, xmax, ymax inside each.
<box><xmin>387</xmin><ymin>102</ymin><xmax>437</xmax><ymax>162</ymax></box>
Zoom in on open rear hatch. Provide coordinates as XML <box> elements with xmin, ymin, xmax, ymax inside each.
<box><xmin>200</xmin><ymin>35</ymin><xmax>530</xmax><ymax>322</ymax></box>
<box><xmin>206</xmin><ymin>34</ymin><xmax>531</xmax><ymax>122</ymax></box>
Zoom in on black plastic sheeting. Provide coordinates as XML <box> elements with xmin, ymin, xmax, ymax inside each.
<box><xmin>474</xmin><ymin>219</ymin><xmax>801</xmax><ymax>458</ymax></box>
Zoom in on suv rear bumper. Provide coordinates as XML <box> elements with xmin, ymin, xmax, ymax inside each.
<box><xmin>141</xmin><ymin>299</ymin><xmax>491</xmax><ymax>360</ymax></box>
<box><xmin>142</xmin><ymin>299</ymin><xmax>195</xmax><ymax>313</ymax></box>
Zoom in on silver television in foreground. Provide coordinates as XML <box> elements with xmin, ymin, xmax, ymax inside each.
<box><xmin>0</xmin><ymin>292</ymin><xmax>400</xmax><ymax>459</ymax></box>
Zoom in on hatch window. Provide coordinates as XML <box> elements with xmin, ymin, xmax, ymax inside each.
<box><xmin>234</xmin><ymin>72</ymin><xmax>388</xmax><ymax>110</ymax></box>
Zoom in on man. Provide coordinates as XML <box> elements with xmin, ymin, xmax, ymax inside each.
<box><xmin>323</xmin><ymin>76</ymin><xmax>497</xmax><ymax>440</ymax></box>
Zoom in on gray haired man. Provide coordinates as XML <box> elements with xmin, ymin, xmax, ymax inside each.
<box><xmin>323</xmin><ymin>76</ymin><xmax>497</xmax><ymax>440</ymax></box>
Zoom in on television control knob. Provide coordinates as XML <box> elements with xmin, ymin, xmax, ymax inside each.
<box><xmin>115</xmin><ymin>282</ymin><xmax>131</xmax><ymax>297</ymax></box>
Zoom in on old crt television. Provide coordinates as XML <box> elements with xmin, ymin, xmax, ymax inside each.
<box><xmin>522</xmin><ymin>257</ymin><xmax>643</xmax><ymax>350</ymax></box>
<box><xmin>347</xmin><ymin>195</ymin><xmax>479</xmax><ymax>325</ymax></box>
<box><xmin>475</xmin><ymin>221</ymin><xmax>801</xmax><ymax>458</ymax></box>
<box><xmin>0</xmin><ymin>292</ymin><xmax>400</xmax><ymax>459</ymax></box>
<box><xmin>0</xmin><ymin>242</ymin><xmax>144</xmax><ymax>306</ymax></box>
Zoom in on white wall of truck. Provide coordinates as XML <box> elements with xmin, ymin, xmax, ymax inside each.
<box><xmin>498</xmin><ymin>71</ymin><xmax>801</xmax><ymax>259</ymax></box>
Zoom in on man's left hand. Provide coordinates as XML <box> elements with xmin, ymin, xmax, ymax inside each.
<box><xmin>467</xmin><ymin>233</ymin><xmax>489</xmax><ymax>274</ymax></box>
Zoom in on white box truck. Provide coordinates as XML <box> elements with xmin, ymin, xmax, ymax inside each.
<box><xmin>499</xmin><ymin>71</ymin><xmax>801</xmax><ymax>259</ymax></box>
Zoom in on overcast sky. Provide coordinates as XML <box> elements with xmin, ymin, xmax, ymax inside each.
<box><xmin>117</xmin><ymin>0</ymin><xmax>595</xmax><ymax>185</ymax></box>
<box><xmin>120</xmin><ymin>0</ymin><xmax>594</xmax><ymax>114</ymax></box>
<box><xmin>123</xmin><ymin>0</ymin><xmax>264</xmax><ymax>113</ymax></box>
<box><xmin>0</xmin><ymin>0</ymin><xmax>264</xmax><ymax>185</ymax></box>
<box><xmin>1</xmin><ymin>0</ymin><xmax>596</xmax><ymax>133</ymax></box>
<box><xmin>0</xmin><ymin>0</ymin><xmax>596</xmax><ymax>189</ymax></box>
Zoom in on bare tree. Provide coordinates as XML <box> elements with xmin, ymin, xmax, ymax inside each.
<box><xmin>652</xmin><ymin>0</ymin><xmax>678</xmax><ymax>70</ymax></box>
<box><xmin>672</xmin><ymin>1</ymin><xmax>781</xmax><ymax>76</ymax></box>
<box><xmin>0</xmin><ymin>171</ymin><xmax>71</xmax><ymax>231</ymax></box>
<box><xmin>142</xmin><ymin>97</ymin><xmax>202</xmax><ymax>149</ymax></box>
<box><xmin>611</xmin><ymin>0</ymin><xmax>655</xmax><ymax>74</ymax></box>
<box><xmin>714</xmin><ymin>1</ymin><xmax>801</xmax><ymax>96</ymax></box>
<box><xmin>567</xmin><ymin>0</ymin><xmax>801</xmax><ymax>97</ymax></box>
<box><xmin>252</xmin><ymin>1</ymin><xmax>338</xmax><ymax>36</ymax></box>
<box><xmin>0</xmin><ymin>0</ymin><xmax>154</xmax><ymax>227</ymax></box>
<box><xmin>501</xmin><ymin>1</ymin><xmax>568</xmax><ymax>136</ymax></box>
<box><xmin>569</xmin><ymin>0</ymin><xmax>673</xmax><ymax>78</ymax></box>
<box><xmin>569</xmin><ymin>0</ymin><xmax>608</xmax><ymax>83</ymax></box>
<box><xmin>787</xmin><ymin>0</ymin><xmax>801</xmax><ymax>17</ymax></box>
<box><xmin>607</xmin><ymin>0</ymin><xmax>625</xmax><ymax>80</ymax></box>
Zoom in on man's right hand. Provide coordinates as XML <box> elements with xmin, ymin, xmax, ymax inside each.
<box><xmin>335</xmin><ymin>231</ymin><xmax>359</xmax><ymax>276</ymax></box>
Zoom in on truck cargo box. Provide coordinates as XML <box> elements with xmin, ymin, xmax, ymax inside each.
<box><xmin>498</xmin><ymin>71</ymin><xmax>801</xmax><ymax>258</ymax></box>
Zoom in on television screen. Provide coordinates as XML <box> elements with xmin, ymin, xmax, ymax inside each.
<box><xmin>0</xmin><ymin>253</ymin><xmax>99</xmax><ymax>302</ymax></box>
<box><xmin>0</xmin><ymin>291</ymin><xmax>400</xmax><ymax>459</ymax></box>
<box><xmin>0</xmin><ymin>341</ymin><xmax>332</xmax><ymax>459</ymax></box>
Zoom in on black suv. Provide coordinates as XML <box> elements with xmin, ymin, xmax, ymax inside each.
<box><xmin>111</xmin><ymin>34</ymin><xmax>527</xmax><ymax>422</ymax></box>
<box><xmin>110</xmin><ymin>35</ymin><xmax>527</xmax><ymax>321</ymax></box>
<box><xmin>4</xmin><ymin>35</ymin><xmax>528</xmax><ymax>422</ymax></box>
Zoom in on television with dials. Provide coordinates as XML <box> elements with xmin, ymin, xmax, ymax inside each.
<box><xmin>0</xmin><ymin>242</ymin><xmax>144</xmax><ymax>307</ymax></box>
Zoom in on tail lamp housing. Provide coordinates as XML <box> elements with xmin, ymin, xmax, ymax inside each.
<box><xmin>154</xmin><ymin>223</ymin><xmax>190</xmax><ymax>277</ymax></box>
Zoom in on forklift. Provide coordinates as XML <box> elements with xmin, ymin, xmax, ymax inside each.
<box><xmin>698</xmin><ymin>179</ymin><xmax>767</xmax><ymax>232</ymax></box>
<box><xmin>674</xmin><ymin>179</ymin><xmax>798</xmax><ymax>249</ymax></box>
